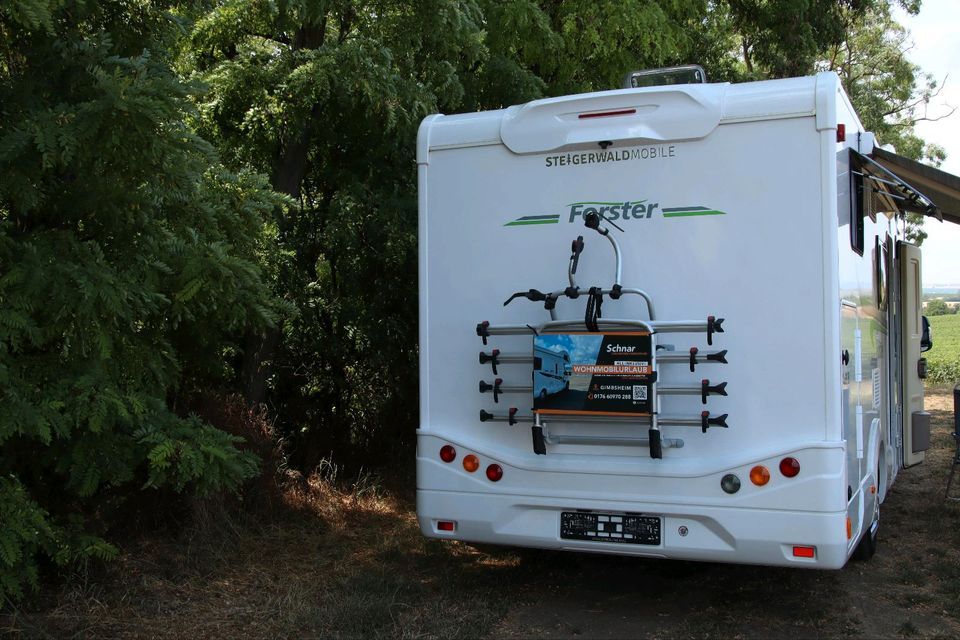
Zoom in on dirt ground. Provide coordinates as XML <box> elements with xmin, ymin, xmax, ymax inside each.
<box><xmin>4</xmin><ymin>388</ymin><xmax>960</xmax><ymax>639</ymax></box>
<box><xmin>494</xmin><ymin>387</ymin><xmax>960</xmax><ymax>640</ymax></box>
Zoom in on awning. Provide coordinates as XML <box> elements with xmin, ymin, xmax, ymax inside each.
<box><xmin>870</xmin><ymin>146</ymin><xmax>960</xmax><ymax>226</ymax></box>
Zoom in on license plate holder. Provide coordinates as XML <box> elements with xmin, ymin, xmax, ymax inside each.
<box><xmin>560</xmin><ymin>511</ymin><xmax>661</xmax><ymax>545</ymax></box>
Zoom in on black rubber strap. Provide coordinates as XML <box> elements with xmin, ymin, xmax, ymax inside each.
<box><xmin>584</xmin><ymin>287</ymin><xmax>603</xmax><ymax>332</ymax></box>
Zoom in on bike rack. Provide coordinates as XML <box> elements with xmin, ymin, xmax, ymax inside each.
<box><xmin>476</xmin><ymin>211</ymin><xmax>729</xmax><ymax>459</ymax></box>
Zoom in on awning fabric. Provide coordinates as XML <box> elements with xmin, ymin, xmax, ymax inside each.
<box><xmin>870</xmin><ymin>146</ymin><xmax>960</xmax><ymax>226</ymax></box>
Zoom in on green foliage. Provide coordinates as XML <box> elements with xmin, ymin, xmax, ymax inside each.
<box><xmin>818</xmin><ymin>1</ymin><xmax>945</xmax><ymax>244</ymax></box>
<box><xmin>927</xmin><ymin>314</ymin><xmax>960</xmax><ymax>385</ymax></box>
<box><xmin>925</xmin><ymin>299</ymin><xmax>955</xmax><ymax>316</ymax></box>
<box><xmin>0</xmin><ymin>0</ymin><xmax>279</xmax><ymax>599</ymax></box>
<box><xmin>0</xmin><ymin>0</ymin><xmax>946</xmax><ymax>601</ymax></box>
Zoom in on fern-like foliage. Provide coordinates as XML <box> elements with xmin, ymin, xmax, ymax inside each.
<box><xmin>0</xmin><ymin>0</ymin><xmax>281</xmax><ymax>600</ymax></box>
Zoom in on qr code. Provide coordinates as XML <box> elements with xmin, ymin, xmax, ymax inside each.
<box><xmin>632</xmin><ymin>385</ymin><xmax>648</xmax><ymax>401</ymax></box>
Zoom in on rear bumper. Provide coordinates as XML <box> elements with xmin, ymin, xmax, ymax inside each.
<box><xmin>417</xmin><ymin>489</ymin><xmax>849</xmax><ymax>569</ymax></box>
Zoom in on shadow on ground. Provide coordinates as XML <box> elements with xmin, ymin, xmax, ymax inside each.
<box><xmin>3</xmin><ymin>390</ymin><xmax>960</xmax><ymax>639</ymax></box>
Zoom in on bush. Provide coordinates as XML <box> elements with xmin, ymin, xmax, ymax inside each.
<box><xmin>0</xmin><ymin>1</ymin><xmax>281</xmax><ymax>599</ymax></box>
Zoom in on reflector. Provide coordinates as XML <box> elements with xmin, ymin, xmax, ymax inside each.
<box><xmin>792</xmin><ymin>545</ymin><xmax>815</xmax><ymax>558</ymax></box>
<box><xmin>720</xmin><ymin>474</ymin><xmax>741</xmax><ymax>494</ymax></box>
<box><xmin>437</xmin><ymin>521</ymin><xmax>455</xmax><ymax>532</ymax></box>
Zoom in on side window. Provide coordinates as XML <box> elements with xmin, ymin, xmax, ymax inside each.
<box><xmin>874</xmin><ymin>236</ymin><xmax>887</xmax><ymax>310</ymax></box>
<box><xmin>851</xmin><ymin>169</ymin><xmax>865</xmax><ymax>256</ymax></box>
<box><xmin>534</xmin><ymin>356</ymin><xmax>542</xmax><ymax>371</ymax></box>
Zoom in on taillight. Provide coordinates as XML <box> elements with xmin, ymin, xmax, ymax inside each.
<box><xmin>463</xmin><ymin>454</ymin><xmax>480</xmax><ymax>472</ymax></box>
<box><xmin>750</xmin><ymin>465</ymin><xmax>770</xmax><ymax>486</ymax></box>
<box><xmin>779</xmin><ymin>457</ymin><xmax>800</xmax><ymax>478</ymax></box>
<box><xmin>792</xmin><ymin>545</ymin><xmax>815</xmax><ymax>558</ymax></box>
<box><xmin>439</xmin><ymin>445</ymin><xmax>456</xmax><ymax>463</ymax></box>
<box><xmin>486</xmin><ymin>464</ymin><xmax>503</xmax><ymax>482</ymax></box>
<box><xmin>437</xmin><ymin>521</ymin><xmax>456</xmax><ymax>532</ymax></box>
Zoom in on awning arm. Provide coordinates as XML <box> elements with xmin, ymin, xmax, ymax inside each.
<box><xmin>851</xmin><ymin>149</ymin><xmax>942</xmax><ymax>221</ymax></box>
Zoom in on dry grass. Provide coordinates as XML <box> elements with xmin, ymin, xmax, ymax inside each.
<box><xmin>0</xmin><ymin>470</ymin><xmax>526</xmax><ymax>639</ymax></box>
<box><xmin>5</xmin><ymin>388</ymin><xmax>960</xmax><ymax>639</ymax></box>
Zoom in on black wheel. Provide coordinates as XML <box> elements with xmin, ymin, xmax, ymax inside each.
<box><xmin>853</xmin><ymin>461</ymin><xmax>881</xmax><ymax>561</ymax></box>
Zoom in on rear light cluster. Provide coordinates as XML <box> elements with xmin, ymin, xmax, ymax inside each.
<box><xmin>720</xmin><ymin>457</ymin><xmax>801</xmax><ymax>494</ymax></box>
<box><xmin>438</xmin><ymin>445</ymin><xmax>502</xmax><ymax>482</ymax></box>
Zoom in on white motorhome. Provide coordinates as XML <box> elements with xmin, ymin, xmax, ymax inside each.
<box><xmin>416</xmin><ymin>69</ymin><xmax>960</xmax><ymax>568</ymax></box>
<box><xmin>533</xmin><ymin>345</ymin><xmax>570</xmax><ymax>397</ymax></box>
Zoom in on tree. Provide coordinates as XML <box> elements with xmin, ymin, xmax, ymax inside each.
<box><xmin>819</xmin><ymin>0</ymin><xmax>949</xmax><ymax>243</ymax></box>
<box><xmin>0</xmin><ymin>0</ymin><xmax>281</xmax><ymax>598</ymax></box>
<box><xmin>925</xmin><ymin>299</ymin><xmax>952</xmax><ymax>315</ymax></box>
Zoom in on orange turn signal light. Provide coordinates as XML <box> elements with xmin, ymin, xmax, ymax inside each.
<box><xmin>750</xmin><ymin>465</ymin><xmax>770</xmax><ymax>486</ymax></box>
<box><xmin>463</xmin><ymin>454</ymin><xmax>480</xmax><ymax>472</ymax></box>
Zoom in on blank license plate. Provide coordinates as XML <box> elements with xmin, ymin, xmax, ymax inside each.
<box><xmin>560</xmin><ymin>511</ymin><xmax>661</xmax><ymax>545</ymax></box>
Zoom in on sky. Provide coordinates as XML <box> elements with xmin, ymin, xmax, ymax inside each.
<box><xmin>893</xmin><ymin>0</ymin><xmax>960</xmax><ymax>287</ymax></box>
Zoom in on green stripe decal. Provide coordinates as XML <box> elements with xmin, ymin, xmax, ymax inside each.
<box><xmin>505</xmin><ymin>214</ymin><xmax>560</xmax><ymax>226</ymax></box>
<box><xmin>505</xmin><ymin>219</ymin><xmax>559</xmax><ymax>226</ymax></box>
<box><xmin>662</xmin><ymin>206</ymin><xmax>726</xmax><ymax>218</ymax></box>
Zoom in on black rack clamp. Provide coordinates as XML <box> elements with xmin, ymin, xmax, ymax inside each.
<box><xmin>479</xmin><ymin>378</ymin><xmax>503</xmax><ymax>403</ymax></box>
<box><xmin>569</xmin><ymin>236</ymin><xmax>585</xmax><ymax>275</ymax></box>
<box><xmin>706</xmin><ymin>315</ymin><xmax>725</xmax><ymax>346</ymax></box>
<box><xmin>689</xmin><ymin>347</ymin><xmax>699</xmax><ymax>372</ymax></box>
<box><xmin>476</xmin><ymin>320</ymin><xmax>490</xmax><ymax>345</ymax></box>
<box><xmin>700</xmin><ymin>379</ymin><xmax>728</xmax><ymax>404</ymax></box>
<box><xmin>532</xmin><ymin>426</ymin><xmax>547</xmax><ymax>455</ymax></box>
<box><xmin>706</xmin><ymin>349</ymin><xmax>728</xmax><ymax>364</ymax></box>
<box><xmin>479</xmin><ymin>407</ymin><xmax>520</xmax><ymax>425</ymax></box>
<box><xmin>700</xmin><ymin>411</ymin><xmax>729</xmax><ymax>433</ymax></box>
<box><xmin>648</xmin><ymin>428</ymin><xmax>663</xmax><ymax>459</ymax></box>
<box><xmin>503</xmin><ymin>289</ymin><xmax>547</xmax><ymax>306</ymax></box>
<box><xmin>479</xmin><ymin>349</ymin><xmax>500</xmax><ymax>374</ymax></box>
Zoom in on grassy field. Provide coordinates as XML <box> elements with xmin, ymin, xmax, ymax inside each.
<box><xmin>4</xmin><ymin>390</ymin><xmax>960</xmax><ymax>639</ymax></box>
<box><xmin>928</xmin><ymin>314</ymin><xmax>960</xmax><ymax>384</ymax></box>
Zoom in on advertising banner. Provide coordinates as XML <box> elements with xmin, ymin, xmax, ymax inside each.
<box><xmin>532</xmin><ymin>332</ymin><xmax>654</xmax><ymax>416</ymax></box>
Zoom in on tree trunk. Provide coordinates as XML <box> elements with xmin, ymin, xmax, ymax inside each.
<box><xmin>241</xmin><ymin>19</ymin><xmax>328</xmax><ymax>406</ymax></box>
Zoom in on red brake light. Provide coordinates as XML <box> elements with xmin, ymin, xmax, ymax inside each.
<box><xmin>486</xmin><ymin>464</ymin><xmax>503</xmax><ymax>482</ymax></box>
<box><xmin>780</xmin><ymin>457</ymin><xmax>800</xmax><ymax>478</ymax></box>
<box><xmin>837</xmin><ymin>123</ymin><xmax>846</xmax><ymax>142</ymax></box>
<box><xmin>439</xmin><ymin>445</ymin><xmax>456</xmax><ymax>463</ymax></box>
<box><xmin>792</xmin><ymin>545</ymin><xmax>815</xmax><ymax>558</ymax></box>
<box><xmin>578</xmin><ymin>108</ymin><xmax>637</xmax><ymax>120</ymax></box>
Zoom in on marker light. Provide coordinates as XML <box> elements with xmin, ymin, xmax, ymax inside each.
<box><xmin>750</xmin><ymin>465</ymin><xmax>770</xmax><ymax>486</ymax></box>
<box><xmin>578</xmin><ymin>108</ymin><xmax>637</xmax><ymax>120</ymax></box>
<box><xmin>439</xmin><ymin>445</ymin><xmax>456</xmax><ymax>463</ymax></box>
<box><xmin>721</xmin><ymin>474</ymin><xmax>741</xmax><ymax>494</ymax></box>
<box><xmin>486</xmin><ymin>464</ymin><xmax>503</xmax><ymax>482</ymax></box>
<box><xmin>463</xmin><ymin>454</ymin><xmax>480</xmax><ymax>472</ymax></box>
<box><xmin>792</xmin><ymin>545</ymin><xmax>816</xmax><ymax>558</ymax></box>
<box><xmin>437</xmin><ymin>521</ymin><xmax>456</xmax><ymax>532</ymax></box>
<box><xmin>779</xmin><ymin>457</ymin><xmax>801</xmax><ymax>478</ymax></box>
